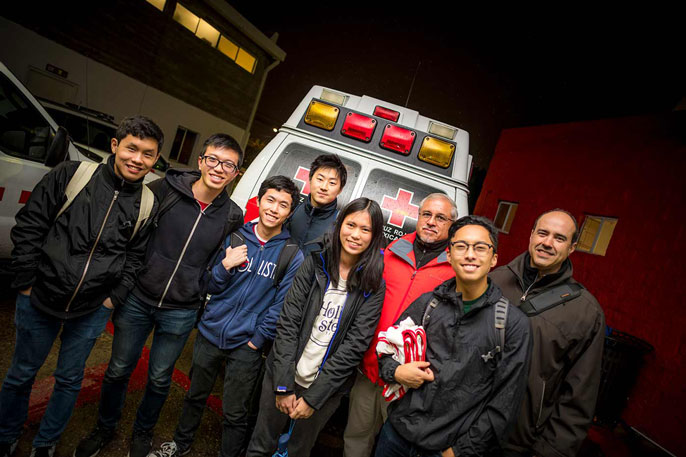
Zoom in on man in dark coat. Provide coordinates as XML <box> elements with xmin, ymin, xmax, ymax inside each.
<box><xmin>377</xmin><ymin>216</ymin><xmax>532</xmax><ymax>457</ymax></box>
<box><xmin>490</xmin><ymin>209</ymin><xmax>605</xmax><ymax>457</ymax></box>
<box><xmin>0</xmin><ymin>116</ymin><xmax>164</xmax><ymax>457</ymax></box>
<box><xmin>285</xmin><ymin>154</ymin><xmax>347</xmax><ymax>255</ymax></box>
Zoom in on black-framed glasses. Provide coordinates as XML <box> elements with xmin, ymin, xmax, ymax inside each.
<box><xmin>418</xmin><ymin>211</ymin><xmax>453</xmax><ymax>225</ymax></box>
<box><xmin>201</xmin><ymin>155</ymin><xmax>239</xmax><ymax>173</ymax></box>
<box><xmin>450</xmin><ymin>241</ymin><xmax>494</xmax><ymax>256</ymax></box>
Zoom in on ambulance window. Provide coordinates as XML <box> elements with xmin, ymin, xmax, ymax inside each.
<box><xmin>266</xmin><ymin>143</ymin><xmax>360</xmax><ymax>207</ymax></box>
<box><xmin>0</xmin><ymin>74</ymin><xmax>52</xmax><ymax>162</ymax></box>
<box><xmin>363</xmin><ymin>169</ymin><xmax>443</xmax><ymax>243</ymax></box>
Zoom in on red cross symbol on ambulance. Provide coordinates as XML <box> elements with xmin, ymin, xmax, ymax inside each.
<box><xmin>293</xmin><ymin>166</ymin><xmax>311</xmax><ymax>195</ymax></box>
<box><xmin>381</xmin><ymin>189</ymin><xmax>419</xmax><ymax>228</ymax></box>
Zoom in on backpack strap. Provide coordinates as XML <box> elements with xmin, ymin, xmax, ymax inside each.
<box><xmin>421</xmin><ymin>297</ymin><xmax>440</xmax><ymax>327</ymax></box>
<box><xmin>55</xmin><ymin>162</ymin><xmax>100</xmax><ymax>221</ymax></box>
<box><xmin>131</xmin><ymin>184</ymin><xmax>154</xmax><ymax>241</ymax></box>
<box><xmin>520</xmin><ymin>283</ymin><xmax>584</xmax><ymax>316</ymax></box>
<box><xmin>482</xmin><ymin>297</ymin><xmax>509</xmax><ymax>363</ymax></box>
<box><xmin>273</xmin><ymin>238</ymin><xmax>300</xmax><ymax>288</ymax></box>
<box><xmin>230</xmin><ymin>231</ymin><xmax>246</xmax><ymax>249</ymax></box>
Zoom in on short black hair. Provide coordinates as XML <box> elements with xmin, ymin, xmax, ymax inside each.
<box><xmin>257</xmin><ymin>175</ymin><xmax>300</xmax><ymax>213</ymax></box>
<box><xmin>533</xmin><ymin>209</ymin><xmax>579</xmax><ymax>244</ymax></box>
<box><xmin>202</xmin><ymin>133</ymin><xmax>244</xmax><ymax>167</ymax></box>
<box><xmin>309</xmin><ymin>154</ymin><xmax>347</xmax><ymax>189</ymax></box>
<box><xmin>115</xmin><ymin>115</ymin><xmax>164</xmax><ymax>153</ymax></box>
<box><xmin>448</xmin><ymin>215</ymin><xmax>499</xmax><ymax>252</ymax></box>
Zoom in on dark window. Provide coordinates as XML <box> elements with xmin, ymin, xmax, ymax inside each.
<box><xmin>169</xmin><ymin>127</ymin><xmax>198</xmax><ymax>165</ymax></box>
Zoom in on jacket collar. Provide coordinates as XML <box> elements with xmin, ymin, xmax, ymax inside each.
<box><xmin>304</xmin><ymin>197</ymin><xmax>338</xmax><ymax>217</ymax></box>
<box><xmin>240</xmin><ymin>221</ymin><xmax>292</xmax><ymax>244</ymax></box>
<box><xmin>105</xmin><ymin>154</ymin><xmax>144</xmax><ymax>193</ymax></box>
<box><xmin>507</xmin><ymin>251</ymin><xmax>574</xmax><ymax>289</ymax></box>
<box><xmin>433</xmin><ymin>277</ymin><xmax>502</xmax><ymax>312</ymax></box>
<box><xmin>164</xmin><ymin>168</ymin><xmax>229</xmax><ymax>207</ymax></box>
<box><xmin>388</xmin><ymin>232</ymin><xmax>449</xmax><ymax>268</ymax></box>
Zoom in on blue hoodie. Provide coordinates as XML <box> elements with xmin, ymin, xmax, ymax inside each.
<box><xmin>198</xmin><ymin>222</ymin><xmax>304</xmax><ymax>350</ymax></box>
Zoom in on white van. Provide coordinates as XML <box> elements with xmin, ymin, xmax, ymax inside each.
<box><xmin>232</xmin><ymin>86</ymin><xmax>471</xmax><ymax>243</ymax></box>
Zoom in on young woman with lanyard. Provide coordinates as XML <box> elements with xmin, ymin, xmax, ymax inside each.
<box><xmin>246</xmin><ymin>198</ymin><xmax>386</xmax><ymax>457</ymax></box>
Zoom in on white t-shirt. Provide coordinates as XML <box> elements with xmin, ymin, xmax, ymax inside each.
<box><xmin>295</xmin><ymin>277</ymin><xmax>348</xmax><ymax>388</ymax></box>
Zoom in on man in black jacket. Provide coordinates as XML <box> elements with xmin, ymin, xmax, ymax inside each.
<box><xmin>377</xmin><ymin>216</ymin><xmax>531</xmax><ymax>457</ymax></box>
<box><xmin>75</xmin><ymin>134</ymin><xmax>244</xmax><ymax>457</ymax></box>
<box><xmin>490</xmin><ymin>210</ymin><xmax>605</xmax><ymax>457</ymax></box>
<box><xmin>285</xmin><ymin>154</ymin><xmax>346</xmax><ymax>255</ymax></box>
<box><xmin>0</xmin><ymin>116</ymin><xmax>163</xmax><ymax>457</ymax></box>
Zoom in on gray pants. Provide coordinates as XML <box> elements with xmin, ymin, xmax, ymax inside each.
<box><xmin>343</xmin><ymin>371</ymin><xmax>389</xmax><ymax>457</ymax></box>
<box><xmin>246</xmin><ymin>364</ymin><xmax>344</xmax><ymax>457</ymax></box>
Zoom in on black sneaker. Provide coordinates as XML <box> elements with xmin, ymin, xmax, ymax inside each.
<box><xmin>128</xmin><ymin>430</ymin><xmax>153</xmax><ymax>457</ymax></box>
<box><xmin>74</xmin><ymin>426</ymin><xmax>115</xmax><ymax>457</ymax></box>
<box><xmin>147</xmin><ymin>441</ymin><xmax>190</xmax><ymax>457</ymax></box>
<box><xmin>30</xmin><ymin>445</ymin><xmax>55</xmax><ymax>457</ymax></box>
<box><xmin>0</xmin><ymin>440</ymin><xmax>18</xmax><ymax>457</ymax></box>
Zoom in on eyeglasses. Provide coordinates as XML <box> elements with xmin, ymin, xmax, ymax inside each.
<box><xmin>450</xmin><ymin>241</ymin><xmax>494</xmax><ymax>256</ymax></box>
<box><xmin>418</xmin><ymin>211</ymin><xmax>453</xmax><ymax>225</ymax></box>
<box><xmin>201</xmin><ymin>155</ymin><xmax>239</xmax><ymax>174</ymax></box>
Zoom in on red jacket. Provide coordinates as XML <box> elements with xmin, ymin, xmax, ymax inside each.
<box><xmin>360</xmin><ymin>232</ymin><xmax>455</xmax><ymax>385</ymax></box>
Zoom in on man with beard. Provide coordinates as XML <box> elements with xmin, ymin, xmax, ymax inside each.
<box><xmin>490</xmin><ymin>209</ymin><xmax>605</xmax><ymax>457</ymax></box>
<box><xmin>343</xmin><ymin>193</ymin><xmax>458</xmax><ymax>457</ymax></box>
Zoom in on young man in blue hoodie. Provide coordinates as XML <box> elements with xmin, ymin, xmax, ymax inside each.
<box><xmin>149</xmin><ymin>175</ymin><xmax>304</xmax><ymax>457</ymax></box>
<box><xmin>75</xmin><ymin>134</ymin><xmax>244</xmax><ymax>457</ymax></box>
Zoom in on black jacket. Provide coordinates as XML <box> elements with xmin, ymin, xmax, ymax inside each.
<box><xmin>131</xmin><ymin>169</ymin><xmax>243</xmax><ymax>309</ymax></box>
<box><xmin>11</xmin><ymin>156</ymin><xmax>158</xmax><ymax>319</ymax></box>
<box><xmin>490</xmin><ymin>253</ymin><xmax>605</xmax><ymax>457</ymax></box>
<box><xmin>270</xmin><ymin>249</ymin><xmax>385</xmax><ymax>410</ymax></box>
<box><xmin>380</xmin><ymin>279</ymin><xmax>532</xmax><ymax>456</ymax></box>
<box><xmin>285</xmin><ymin>198</ymin><xmax>338</xmax><ymax>255</ymax></box>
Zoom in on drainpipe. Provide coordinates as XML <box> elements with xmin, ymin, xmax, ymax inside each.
<box><xmin>242</xmin><ymin>33</ymin><xmax>282</xmax><ymax>148</ymax></box>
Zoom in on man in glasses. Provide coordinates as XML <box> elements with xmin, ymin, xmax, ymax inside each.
<box><xmin>490</xmin><ymin>210</ymin><xmax>605</xmax><ymax>457</ymax></box>
<box><xmin>75</xmin><ymin>134</ymin><xmax>244</xmax><ymax>457</ymax></box>
<box><xmin>376</xmin><ymin>215</ymin><xmax>531</xmax><ymax>457</ymax></box>
<box><xmin>344</xmin><ymin>193</ymin><xmax>458</xmax><ymax>457</ymax></box>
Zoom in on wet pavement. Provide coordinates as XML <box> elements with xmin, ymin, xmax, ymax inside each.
<box><xmin>0</xmin><ymin>280</ymin><xmax>344</xmax><ymax>457</ymax></box>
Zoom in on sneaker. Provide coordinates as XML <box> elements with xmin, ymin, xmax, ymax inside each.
<box><xmin>30</xmin><ymin>445</ymin><xmax>56</xmax><ymax>457</ymax></box>
<box><xmin>0</xmin><ymin>440</ymin><xmax>18</xmax><ymax>457</ymax></box>
<box><xmin>74</xmin><ymin>426</ymin><xmax>115</xmax><ymax>457</ymax></box>
<box><xmin>147</xmin><ymin>441</ymin><xmax>190</xmax><ymax>457</ymax></box>
<box><xmin>128</xmin><ymin>430</ymin><xmax>153</xmax><ymax>457</ymax></box>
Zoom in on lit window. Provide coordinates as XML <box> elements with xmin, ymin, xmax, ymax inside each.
<box><xmin>196</xmin><ymin>19</ymin><xmax>220</xmax><ymax>46</ymax></box>
<box><xmin>145</xmin><ymin>0</ymin><xmax>165</xmax><ymax>11</ymax></box>
<box><xmin>218</xmin><ymin>36</ymin><xmax>239</xmax><ymax>60</ymax></box>
<box><xmin>236</xmin><ymin>48</ymin><xmax>256</xmax><ymax>73</ymax></box>
<box><xmin>493</xmin><ymin>201</ymin><xmax>518</xmax><ymax>233</ymax></box>
<box><xmin>577</xmin><ymin>215</ymin><xmax>617</xmax><ymax>256</ymax></box>
<box><xmin>173</xmin><ymin>4</ymin><xmax>199</xmax><ymax>33</ymax></box>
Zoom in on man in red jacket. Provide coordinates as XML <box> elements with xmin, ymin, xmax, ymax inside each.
<box><xmin>343</xmin><ymin>193</ymin><xmax>458</xmax><ymax>457</ymax></box>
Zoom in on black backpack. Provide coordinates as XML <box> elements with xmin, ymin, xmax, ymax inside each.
<box><xmin>229</xmin><ymin>231</ymin><xmax>300</xmax><ymax>289</ymax></box>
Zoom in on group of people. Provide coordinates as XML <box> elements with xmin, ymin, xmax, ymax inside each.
<box><xmin>0</xmin><ymin>115</ymin><xmax>605</xmax><ymax>457</ymax></box>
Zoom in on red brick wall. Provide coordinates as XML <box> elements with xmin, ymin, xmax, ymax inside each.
<box><xmin>475</xmin><ymin>113</ymin><xmax>686</xmax><ymax>455</ymax></box>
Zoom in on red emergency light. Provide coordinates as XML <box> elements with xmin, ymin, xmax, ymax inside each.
<box><xmin>374</xmin><ymin>106</ymin><xmax>400</xmax><ymax>122</ymax></box>
<box><xmin>341</xmin><ymin>112</ymin><xmax>377</xmax><ymax>142</ymax></box>
<box><xmin>380</xmin><ymin>124</ymin><xmax>415</xmax><ymax>155</ymax></box>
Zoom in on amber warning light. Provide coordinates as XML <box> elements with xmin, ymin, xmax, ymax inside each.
<box><xmin>380</xmin><ymin>125</ymin><xmax>416</xmax><ymax>155</ymax></box>
<box><xmin>341</xmin><ymin>112</ymin><xmax>377</xmax><ymax>142</ymax></box>
<box><xmin>304</xmin><ymin>100</ymin><xmax>339</xmax><ymax>131</ymax></box>
<box><xmin>418</xmin><ymin>136</ymin><xmax>455</xmax><ymax>168</ymax></box>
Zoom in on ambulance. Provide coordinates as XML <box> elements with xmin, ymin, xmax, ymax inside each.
<box><xmin>232</xmin><ymin>86</ymin><xmax>472</xmax><ymax>242</ymax></box>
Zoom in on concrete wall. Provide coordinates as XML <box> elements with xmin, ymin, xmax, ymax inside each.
<box><xmin>475</xmin><ymin>113</ymin><xmax>686</xmax><ymax>455</ymax></box>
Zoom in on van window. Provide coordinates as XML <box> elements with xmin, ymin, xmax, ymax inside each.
<box><xmin>0</xmin><ymin>74</ymin><xmax>52</xmax><ymax>162</ymax></box>
<box><xmin>363</xmin><ymin>169</ymin><xmax>441</xmax><ymax>243</ymax></box>
<box><xmin>44</xmin><ymin>107</ymin><xmax>115</xmax><ymax>152</ymax></box>
<box><xmin>266</xmin><ymin>143</ymin><xmax>361</xmax><ymax>206</ymax></box>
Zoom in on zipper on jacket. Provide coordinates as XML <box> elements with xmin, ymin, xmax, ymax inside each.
<box><xmin>536</xmin><ymin>380</ymin><xmax>547</xmax><ymax>427</ymax></box>
<box><xmin>157</xmin><ymin>207</ymin><xmax>205</xmax><ymax>307</ymax></box>
<box><xmin>65</xmin><ymin>190</ymin><xmax>119</xmax><ymax>312</ymax></box>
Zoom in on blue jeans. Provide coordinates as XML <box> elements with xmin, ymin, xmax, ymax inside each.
<box><xmin>174</xmin><ymin>333</ymin><xmax>264</xmax><ymax>457</ymax></box>
<box><xmin>0</xmin><ymin>293</ymin><xmax>112</xmax><ymax>447</ymax></box>
<box><xmin>98</xmin><ymin>293</ymin><xmax>197</xmax><ymax>432</ymax></box>
<box><xmin>374</xmin><ymin>422</ymin><xmax>442</xmax><ymax>457</ymax></box>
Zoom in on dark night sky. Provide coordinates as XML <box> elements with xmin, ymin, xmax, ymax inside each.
<box><xmin>229</xmin><ymin>4</ymin><xmax>684</xmax><ymax>172</ymax></box>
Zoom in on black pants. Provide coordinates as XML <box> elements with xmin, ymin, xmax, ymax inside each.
<box><xmin>246</xmin><ymin>364</ymin><xmax>344</xmax><ymax>457</ymax></box>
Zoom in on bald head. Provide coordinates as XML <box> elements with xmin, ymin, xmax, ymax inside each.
<box><xmin>528</xmin><ymin>210</ymin><xmax>578</xmax><ymax>275</ymax></box>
